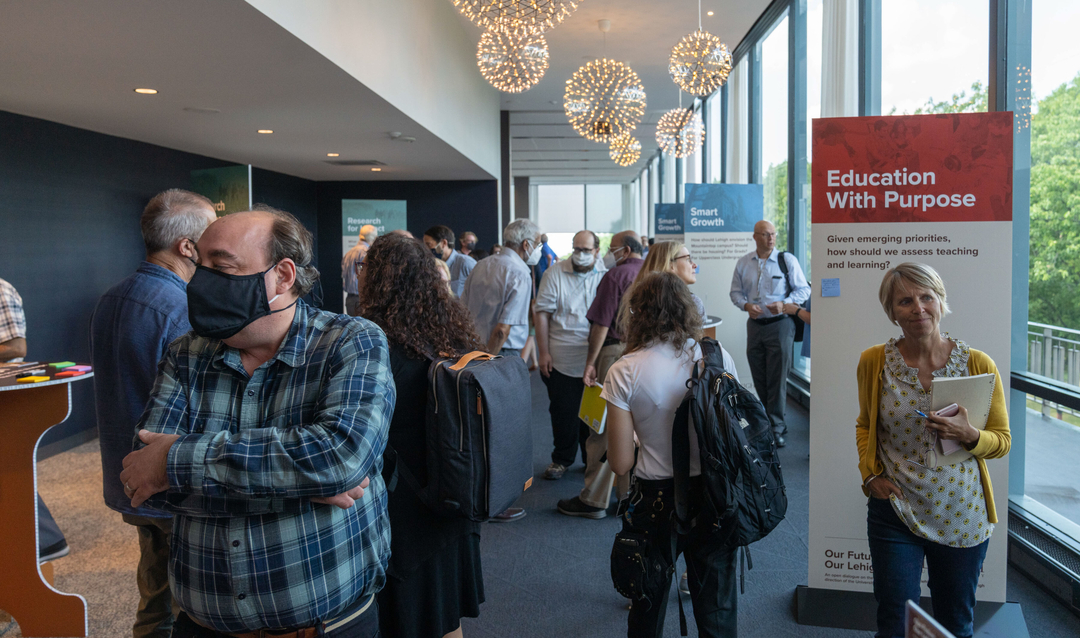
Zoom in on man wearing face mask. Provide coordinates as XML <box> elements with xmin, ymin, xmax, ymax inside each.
<box><xmin>89</xmin><ymin>188</ymin><xmax>217</xmax><ymax>638</ymax></box>
<box><xmin>557</xmin><ymin>231</ymin><xmax>644</xmax><ymax>518</ymax></box>
<box><xmin>423</xmin><ymin>224</ymin><xmax>475</xmax><ymax>297</ymax></box>
<box><xmin>119</xmin><ymin>206</ymin><xmax>394</xmax><ymax>637</ymax></box>
<box><xmin>458</xmin><ymin>231</ymin><xmax>478</xmax><ymax>257</ymax></box>
<box><xmin>534</xmin><ymin>230</ymin><xmax>606</xmax><ymax>481</ymax></box>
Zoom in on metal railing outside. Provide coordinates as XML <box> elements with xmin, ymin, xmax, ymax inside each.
<box><xmin>1027</xmin><ymin>321</ymin><xmax>1080</xmax><ymax>420</ymax></box>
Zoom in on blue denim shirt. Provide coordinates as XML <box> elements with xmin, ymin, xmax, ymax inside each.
<box><xmin>90</xmin><ymin>261</ymin><xmax>191</xmax><ymax>518</ymax></box>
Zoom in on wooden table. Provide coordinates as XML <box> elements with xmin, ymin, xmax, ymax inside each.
<box><xmin>0</xmin><ymin>365</ymin><xmax>92</xmax><ymax>637</ymax></box>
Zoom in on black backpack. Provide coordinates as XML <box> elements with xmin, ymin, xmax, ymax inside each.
<box><xmin>389</xmin><ymin>351</ymin><xmax>533</xmax><ymax>522</ymax></box>
<box><xmin>672</xmin><ymin>338</ymin><xmax>787</xmax><ymax>552</ymax></box>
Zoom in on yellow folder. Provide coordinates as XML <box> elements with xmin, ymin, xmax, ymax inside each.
<box><xmin>578</xmin><ymin>384</ymin><xmax>608</xmax><ymax>434</ymax></box>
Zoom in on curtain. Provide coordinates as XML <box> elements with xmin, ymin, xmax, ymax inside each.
<box><xmin>821</xmin><ymin>0</ymin><xmax>859</xmax><ymax>117</ymax></box>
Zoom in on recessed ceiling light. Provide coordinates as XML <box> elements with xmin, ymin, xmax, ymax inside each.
<box><xmin>134</xmin><ymin>88</ymin><xmax>157</xmax><ymax>94</ymax></box>
<box><xmin>258</xmin><ymin>129</ymin><xmax>273</xmax><ymax>134</ymax></box>
<box><xmin>707</xmin><ymin>10</ymin><xmax>714</xmax><ymax>16</ymax></box>
<box><xmin>371</xmin><ymin>167</ymin><xmax>382</xmax><ymax>172</ymax></box>
<box><xmin>327</xmin><ymin>153</ymin><xmax>339</xmax><ymax>157</ymax></box>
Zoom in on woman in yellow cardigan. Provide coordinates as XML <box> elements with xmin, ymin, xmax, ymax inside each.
<box><xmin>855</xmin><ymin>262</ymin><xmax>1009</xmax><ymax>638</ymax></box>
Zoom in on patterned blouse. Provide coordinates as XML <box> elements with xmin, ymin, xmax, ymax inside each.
<box><xmin>876</xmin><ymin>334</ymin><xmax>993</xmax><ymax>548</ymax></box>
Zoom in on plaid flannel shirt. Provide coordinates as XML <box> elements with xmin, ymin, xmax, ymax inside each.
<box><xmin>0</xmin><ymin>277</ymin><xmax>26</xmax><ymax>344</ymax></box>
<box><xmin>139</xmin><ymin>301</ymin><xmax>395</xmax><ymax>633</ymax></box>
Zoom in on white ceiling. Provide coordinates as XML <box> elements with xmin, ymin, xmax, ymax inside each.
<box><xmin>0</xmin><ymin>0</ymin><xmax>493</xmax><ymax>182</ymax></box>
<box><xmin>0</xmin><ymin>0</ymin><xmax>772</xmax><ymax>185</ymax></box>
<box><xmin>453</xmin><ymin>0</ymin><xmax>772</xmax><ymax>184</ymax></box>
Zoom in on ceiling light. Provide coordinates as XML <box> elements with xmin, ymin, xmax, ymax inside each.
<box><xmin>564</xmin><ymin>58</ymin><xmax>646</xmax><ymax>143</ymax></box>
<box><xmin>134</xmin><ymin>88</ymin><xmax>157</xmax><ymax>94</ymax></box>
<box><xmin>609</xmin><ymin>132</ymin><xmax>642</xmax><ymax>167</ymax></box>
<box><xmin>656</xmin><ymin>107</ymin><xmax>705</xmax><ymax>158</ymax></box>
<box><xmin>452</xmin><ymin>0</ymin><xmax>581</xmax><ymax>35</ymax></box>
<box><xmin>707</xmin><ymin>11</ymin><xmax>714</xmax><ymax>16</ymax></box>
<box><xmin>327</xmin><ymin>153</ymin><xmax>340</xmax><ymax>157</ymax></box>
<box><xmin>670</xmin><ymin>29</ymin><xmax>732</xmax><ymax>97</ymax></box>
<box><xmin>477</xmin><ymin>26</ymin><xmax>549</xmax><ymax>93</ymax></box>
<box><xmin>258</xmin><ymin>129</ymin><xmax>273</xmax><ymax>134</ymax></box>
<box><xmin>371</xmin><ymin>167</ymin><xmax>383</xmax><ymax>172</ymax></box>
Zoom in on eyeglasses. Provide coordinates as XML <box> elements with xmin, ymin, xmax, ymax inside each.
<box><xmin>754</xmin><ymin>232</ymin><xmax>777</xmax><ymax>239</ymax></box>
<box><xmin>910</xmin><ymin>426</ymin><xmax>939</xmax><ymax>470</ymax></box>
<box><xmin>571</xmin><ymin>247</ymin><xmax>595</xmax><ymax>253</ymax></box>
<box><xmin>674</xmin><ymin>254</ymin><xmax>695</xmax><ymax>264</ymax></box>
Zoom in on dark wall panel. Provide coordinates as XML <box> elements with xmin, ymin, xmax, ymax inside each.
<box><xmin>0</xmin><ymin>110</ymin><xmax>316</xmax><ymax>456</ymax></box>
<box><xmin>315</xmin><ymin>180</ymin><xmax>498</xmax><ymax>313</ymax></box>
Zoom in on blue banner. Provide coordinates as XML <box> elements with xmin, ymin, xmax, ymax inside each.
<box><xmin>654</xmin><ymin>203</ymin><xmax>684</xmax><ymax>236</ymax></box>
<box><xmin>684</xmin><ymin>183</ymin><xmax>763</xmax><ymax>233</ymax></box>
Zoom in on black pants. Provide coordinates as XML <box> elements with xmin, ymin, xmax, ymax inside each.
<box><xmin>623</xmin><ymin>478</ymin><xmax>738</xmax><ymax>638</ymax></box>
<box><xmin>746</xmin><ymin>316</ymin><xmax>794</xmax><ymax>435</ymax></box>
<box><xmin>541</xmin><ymin>368</ymin><xmax>590</xmax><ymax>467</ymax></box>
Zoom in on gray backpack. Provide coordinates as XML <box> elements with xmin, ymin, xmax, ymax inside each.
<box><xmin>391</xmin><ymin>351</ymin><xmax>534</xmax><ymax>522</ymax></box>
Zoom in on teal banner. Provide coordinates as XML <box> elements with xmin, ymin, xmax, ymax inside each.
<box><xmin>191</xmin><ymin>165</ymin><xmax>251</xmax><ymax>217</ymax></box>
<box><xmin>341</xmin><ymin>199</ymin><xmax>407</xmax><ymax>257</ymax></box>
<box><xmin>684</xmin><ymin>183</ymin><xmax>763</xmax><ymax>232</ymax></box>
<box><xmin>654</xmin><ymin>203</ymin><xmax>685</xmax><ymax>236</ymax></box>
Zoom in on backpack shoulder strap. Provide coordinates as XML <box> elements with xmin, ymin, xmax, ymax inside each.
<box><xmin>672</xmin><ymin>361</ymin><xmax>701</xmax><ymax>535</ymax></box>
<box><xmin>777</xmin><ymin>251</ymin><xmax>794</xmax><ymax>297</ymax></box>
<box><xmin>698</xmin><ymin>338</ymin><xmax>725</xmax><ymax>373</ymax></box>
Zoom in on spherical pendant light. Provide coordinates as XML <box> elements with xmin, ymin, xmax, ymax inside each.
<box><xmin>669</xmin><ymin>29</ymin><xmax>732</xmax><ymax>97</ymax></box>
<box><xmin>564</xmin><ymin>58</ymin><xmax>646</xmax><ymax>143</ymax></box>
<box><xmin>609</xmin><ymin>133</ymin><xmax>642</xmax><ymax>167</ymax></box>
<box><xmin>477</xmin><ymin>27</ymin><xmax>549</xmax><ymax>93</ymax></box>
<box><xmin>452</xmin><ymin>0</ymin><xmax>583</xmax><ymax>35</ymax></box>
<box><xmin>656</xmin><ymin>107</ymin><xmax>705</xmax><ymax>158</ymax></box>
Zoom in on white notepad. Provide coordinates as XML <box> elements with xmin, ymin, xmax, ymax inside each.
<box><xmin>930</xmin><ymin>373</ymin><xmax>996</xmax><ymax>463</ymax></box>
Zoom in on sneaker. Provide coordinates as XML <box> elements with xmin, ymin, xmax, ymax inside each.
<box><xmin>38</xmin><ymin>539</ymin><xmax>70</xmax><ymax>563</ymax></box>
<box><xmin>543</xmin><ymin>463</ymin><xmax>567</xmax><ymax>480</ymax></box>
<box><xmin>557</xmin><ymin>496</ymin><xmax>607</xmax><ymax>519</ymax></box>
<box><xmin>679</xmin><ymin>571</ymin><xmax>690</xmax><ymax>595</ymax></box>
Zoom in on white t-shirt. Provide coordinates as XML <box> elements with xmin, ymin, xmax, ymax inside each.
<box><xmin>600</xmin><ymin>339</ymin><xmax>738</xmax><ymax>480</ymax></box>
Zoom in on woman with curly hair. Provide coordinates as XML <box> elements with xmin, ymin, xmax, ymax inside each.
<box><xmin>603</xmin><ymin>272</ymin><xmax>740</xmax><ymax>638</ymax></box>
<box><xmin>357</xmin><ymin>233</ymin><xmax>486</xmax><ymax>638</ymax></box>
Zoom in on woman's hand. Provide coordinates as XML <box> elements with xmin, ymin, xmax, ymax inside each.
<box><xmin>925</xmin><ymin>405</ymin><xmax>980</xmax><ymax>447</ymax></box>
<box><xmin>867</xmin><ymin>476</ymin><xmax>904</xmax><ymax>500</ymax></box>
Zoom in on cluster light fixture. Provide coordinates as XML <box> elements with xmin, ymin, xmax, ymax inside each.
<box><xmin>669</xmin><ymin>0</ymin><xmax>732</xmax><ymax>97</ymax></box>
<box><xmin>609</xmin><ymin>132</ymin><xmax>642</xmax><ymax>167</ymax></box>
<box><xmin>564</xmin><ymin>58</ymin><xmax>646</xmax><ymax>143</ymax></box>
<box><xmin>477</xmin><ymin>26</ymin><xmax>550</xmax><ymax>93</ymax></box>
<box><xmin>656</xmin><ymin>106</ymin><xmax>704</xmax><ymax>158</ymax></box>
<box><xmin>452</xmin><ymin>0</ymin><xmax>582</xmax><ymax>35</ymax></box>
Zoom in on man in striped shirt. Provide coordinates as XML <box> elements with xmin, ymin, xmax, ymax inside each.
<box><xmin>120</xmin><ymin>207</ymin><xmax>393</xmax><ymax>637</ymax></box>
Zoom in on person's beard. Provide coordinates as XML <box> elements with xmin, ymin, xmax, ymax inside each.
<box><xmin>572</xmin><ymin>259</ymin><xmax>594</xmax><ymax>273</ymax></box>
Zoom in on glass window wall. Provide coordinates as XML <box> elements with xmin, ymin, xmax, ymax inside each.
<box><xmin>761</xmin><ymin>16</ymin><xmax>789</xmax><ymax>251</ymax></box>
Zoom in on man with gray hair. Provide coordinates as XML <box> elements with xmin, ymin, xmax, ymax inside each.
<box><xmin>90</xmin><ymin>188</ymin><xmax>217</xmax><ymax>638</ymax></box>
<box><xmin>459</xmin><ymin>218</ymin><xmax>543</xmax><ymax>523</ymax></box>
<box><xmin>119</xmin><ymin>207</ymin><xmax>393</xmax><ymax>636</ymax></box>
<box><xmin>342</xmin><ymin>224</ymin><xmax>378</xmax><ymax>316</ymax></box>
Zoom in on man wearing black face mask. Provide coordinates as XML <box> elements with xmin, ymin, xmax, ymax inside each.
<box><xmin>458</xmin><ymin>231</ymin><xmax>478</xmax><ymax>257</ymax></box>
<box><xmin>90</xmin><ymin>188</ymin><xmax>217</xmax><ymax>638</ymax></box>
<box><xmin>120</xmin><ymin>206</ymin><xmax>394</xmax><ymax>638</ymax></box>
<box><xmin>423</xmin><ymin>225</ymin><xmax>475</xmax><ymax>297</ymax></box>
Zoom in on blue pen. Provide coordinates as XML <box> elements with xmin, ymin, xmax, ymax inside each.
<box><xmin>914</xmin><ymin>409</ymin><xmax>929</xmax><ymax>418</ymax></box>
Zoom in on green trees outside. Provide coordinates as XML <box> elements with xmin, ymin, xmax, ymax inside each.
<box><xmin>900</xmin><ymin>75</ymin><xmax>1080</xmax><ymax>329</ymax></box>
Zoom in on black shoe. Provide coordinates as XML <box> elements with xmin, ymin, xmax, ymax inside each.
<box><xmin>489</xmin><ymin>507</ymin><xmax>526</xmax><ymax>523</ymax></box>
<box><xmin>774</xmin><ymin>434</ymin><xmax>786</xmax><ymax>448</ymax></box>
<box><xmin>557</xmin><ymin>496</ymin><xmax>607</xmax><ymax>519</ymax></box>
<box><xmin>38</xmin><ymin>539</ymin><xmax>69</xmax><ymax>563</ymax></box>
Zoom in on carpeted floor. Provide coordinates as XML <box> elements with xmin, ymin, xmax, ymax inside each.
<box><xmin>4</xmin><ymin>370</ymin><xmax>1079</xmax><ymax>637</ymax></box>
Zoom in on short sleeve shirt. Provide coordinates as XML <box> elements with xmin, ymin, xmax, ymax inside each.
<box><xmin>601</xmin><ymin>339</ymin><xmax>739</xmax><ymax>480</ymax></box>
<box><xmin>585</xmin><ymin>257</ymin><xmax>644</xmax><ymax>341</ymax></box>
<box><xmin>533</xmin><ymin>259</ymin><xmax>607</xmax><ymax>377</ymax></box>
<box><xmin>460</xmin><ymin>250</ymin><xmax>532</xmax><ymax>350</ymax></box>
<box><xmin>445</xmin><ymin>250</ymin><xmax>477</xmax><ymax>298</ymax></box>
